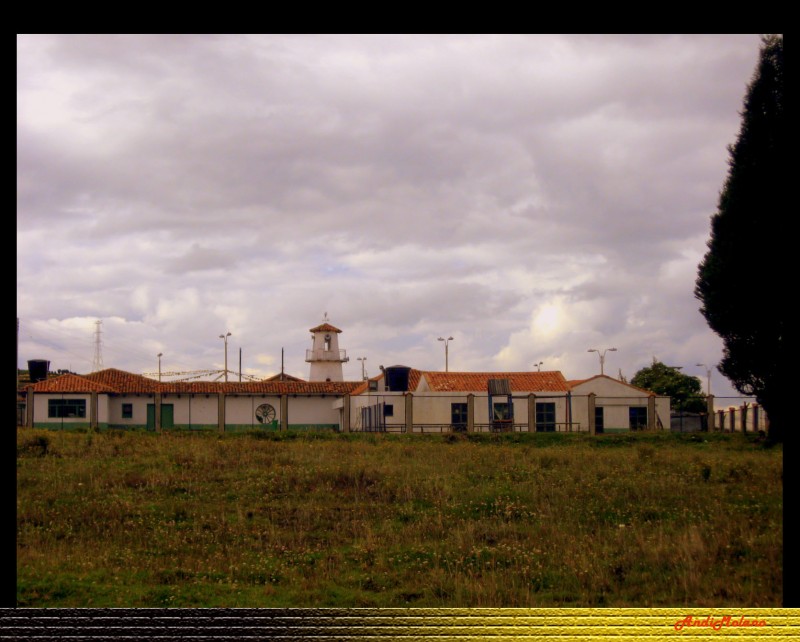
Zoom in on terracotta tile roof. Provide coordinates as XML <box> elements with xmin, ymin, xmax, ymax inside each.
<box><xmin>26</xmin><ymin>373</ymin><xmax>119</xmax><ymax>393</ymax></box>
<box><xmin>203</xmin><ymin>381</ymin><xmax>364</xmax><ymax>395</ymax></box>
<box><xmin>83</xmin><ymin>368</ymin><xmax>162</xmax><ymax>393</ymax></box>
<box><xmin>26</xmin><ymin>368</ymin><xmax>363</xmax><ymax>396</ymax></box>
<box><xmin>420</xmin><ymin>371</ymin><xmax>570</xmax><ymax>393</ymax></box>
<box><xmin>308</xmin><ymin>322</ymin><xmax>342</xmax><ymax>333</ymax></box>
<box><xmin>349</xmin><ymin>380</ymin><xmax>371</xmax><ymax>395</ymax></box>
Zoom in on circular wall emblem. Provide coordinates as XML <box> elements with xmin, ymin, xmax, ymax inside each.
<box><xmin>255</xmin><ymin>403</ymin><xmax>276</xmax><ymax>424</ymax></box>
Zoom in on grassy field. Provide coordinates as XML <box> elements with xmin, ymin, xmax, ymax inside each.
<box><xmin>16</xmin><ymin>428</ymin><xmax>782</xmax><ymax>607</ymax></box>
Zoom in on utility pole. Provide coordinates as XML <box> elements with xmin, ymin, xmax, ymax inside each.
<box><xmin>696</xmin><ymin>363</ymin><xmax>712</xmax><ymax>396</ymax></box>
<box><xmin>219</xmin><ymin>332</ymin><xmax>231</xmax><ymax>382</ymax></box>
<box><xmin>438</xmin><ymin>336</ymin><xmax>454</xmax><ymax>372</ymax></box>
<box><xmin>587</xmin><ymin>347</ymin><xmax>616</xmax><ymax>376</ymax></box>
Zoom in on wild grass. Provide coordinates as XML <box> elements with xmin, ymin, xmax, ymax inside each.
<box><xmin>17</xmin><ymin>429</ymin><xmax>782</xmax><ymax>607</ymax></box>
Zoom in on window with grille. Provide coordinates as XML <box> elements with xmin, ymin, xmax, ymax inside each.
<box><xmin>48</xmin><ymin>399</ymin><xmax>86</xmax><ymax>418</ymax></box>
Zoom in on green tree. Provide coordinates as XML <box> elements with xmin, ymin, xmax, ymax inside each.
<box><xmin>631</xmin><ymin>360</ymin><xmax>706</xmax><ymax>413</ymax></box>
<box><xmin>695</xmin><ymin>35</ymin><xmax>785</xmax><ymax>442</ymax></box>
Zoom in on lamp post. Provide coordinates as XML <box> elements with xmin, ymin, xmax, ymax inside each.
<box><xmin>533</xmin><ymin>361</ymin><xmax>543</xmax><ymax>372</ymax></box>
<box><xmin>157</xmin><ymin>353</ymin><xmax>163</xmax><ymax>382</ymax></box>
<box><xmin>438</xmin><ymin>336</ymin><xmax>454</xmax><ymax>372</ymax></box>
<box><xmin>219</xmin><ymin>332</ymin><xmax>231</xmax><ymax>382</ymax></box>
<box><xmin>357</xmin><ymin>357</ymin><xmax>367</xmax><ymax>381</ymax></box>
<box><xmin>696</xmin><ymin>363</ymin><xmax>712</xmax><ymax>396</ymax></box>
<box><xmin>587</xmin><ymin>347</ymin><xmax>617</xmax><ymax>376</ymax></box>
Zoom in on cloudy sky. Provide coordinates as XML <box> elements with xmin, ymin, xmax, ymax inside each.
<box><xmin>17</xmin><ymin>34</ymin><xmax>763</xmax><ymax>400</ymax></box>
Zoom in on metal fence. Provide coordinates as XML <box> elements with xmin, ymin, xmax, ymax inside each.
<box><xmin>713</xmin><ymin>397</ymin><xmax>768</xmax><ymax>433</ymax></box>
<box><xmin>348</xmin><ymin>393</ymin><xmax>768</xmax><ymax>435</ymax></box>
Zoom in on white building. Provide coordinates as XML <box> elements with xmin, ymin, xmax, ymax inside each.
<box><xmin>345</xmin><ymin>368</ymin><xmax>670</xmax><ymax>434</ymax></box>
<box><xmin>21</xmin><ymin>320</ymin><xmax>672</xmax><ymax>435</ymax></box>
<box><xmin>24</xmin><ymin>368</ymin><xmax>362</xmax><ymax>432</ymax></box>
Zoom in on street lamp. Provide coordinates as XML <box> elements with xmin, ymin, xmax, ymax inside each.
<box><xmin>533</xmin><ymin>361</ymin><xmax>543</xmax><ymax>372</ymax></box>
<box><xmin>157</xmin><ymin>353</ymin><xmax>163</xmax><ymax>382</ymax></box>
<box><xmin>438</xmin><ymin>336</ymin><xmax>454</xmax><ymax>372</ymax></box>
<box><xmin>219</xmin><ymin>332</ymin><xmax>231</xmax><ymax>382</ymax></box>
<box><xmin>587</xmin><ymin>347</ymin><xmax>617</xmax><ymax>375</ymax></box>
<box><xmin>357</xmin><ymin>357</ymin><xmax>367</xmax><ymax>381</ymax></box>
<box><xmin>696</xmin><ymin>363</ymin><xmax>712</xmax><ymax>396</ymax></box>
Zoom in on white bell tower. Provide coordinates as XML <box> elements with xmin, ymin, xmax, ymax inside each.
<box><xmin>305</xmin><ymin>314</ymin><xmax>349</xmax><ymax>381</ymax></box>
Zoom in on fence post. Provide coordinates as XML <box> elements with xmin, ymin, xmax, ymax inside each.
<box><xmin>706</xmin><ymin>395</ymin><xmax>715</xmax><ymax>431</ymax></box>
<box><xmin>91</xmin><ymin>391</ymin><xmax>98</xmax><ymax>432</ymax></box>
<box><xmin>566</xmin><ymin>391</ymin><xmax>573</xmax><ymax>432</ymax></box>
<box><xmin>405</xmin><ymin>392</ymin><xmax>413</xmax><ymax>434</ymax></box>
<box><xmin>467</xmin><ymin>394</ymin><xmax>474</xmax><ymax>433</ymax></box>
<box><xmin>26</xmin><ymin>390</ymin><xmax>34</xmax><ymax>427</ymax></box>
<box><xmin>280</xmin><ymin>394</ymin><xmax>288</xmax><ymax>432</ymax></box>
<box><xmin>588</xmin><ymin>393</ymin><xmax>596</xmax><ymax>436</ymax></box>
<box><xmin>155</xmin><ymin>392</ymin><xmax>162</xmax><ymax>433</ymax></box>
<box><xmin>647</xmin><ymin>395</ymin><xmax>656</xmax><ymax>431</ymax></box>
<box><xmin>343</xmin><ymin>394</ymin><xmax>350</xmax><ymax>433</ymax></box>
<box><xmin>217</xmin><ymin>392</ymin><xmax>224</xmax><ymax>433</ymax></box>
<box><xmin>528</xmin><ymin>393</ymin><xmax>536</xmax><ymax>433</ymax></box>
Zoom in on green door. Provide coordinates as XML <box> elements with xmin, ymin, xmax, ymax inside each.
<box><xmin>146</xmin><ymin>404</ymin><xmax>175</xmax><ymax>430</ymax></box>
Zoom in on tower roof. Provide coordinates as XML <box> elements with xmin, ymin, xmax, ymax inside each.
<box><xmin>309</xmin><ymin>322</ymin><xmax>342</xmax><ymax>334</ymax></box>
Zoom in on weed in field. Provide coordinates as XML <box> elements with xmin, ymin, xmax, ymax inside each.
<box><xmin>16</xmin><ymin>428</ymin><xmax>782</xmax><ymax>607</ymax></box>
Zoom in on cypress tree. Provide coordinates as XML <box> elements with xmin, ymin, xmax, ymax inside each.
<box><xmin>695</xmin><ymin>35</ymin><xmax>785</xmax><ymax>442</ymax></box>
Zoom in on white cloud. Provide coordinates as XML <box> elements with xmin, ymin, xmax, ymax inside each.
<box><xmin>17</xmin><ymin>34</ymin><xmax>761</xmax><ymax>399</ymax></box>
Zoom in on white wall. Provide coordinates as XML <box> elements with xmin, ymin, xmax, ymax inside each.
<box><xmin>224</xmin><ymin>395</ymin><xmax>282</xmax><ymax>425</ymax></box>
<box><xmin>287</xmin><ymin>396</ymin><xmax>340</xmax><ymax>425</ymax></box>
<box><xmin>34</xmin><ymin>393</ymin><xmax>91</xmax><ymax>426</ymax></box>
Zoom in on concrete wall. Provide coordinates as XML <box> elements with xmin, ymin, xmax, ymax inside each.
<box><xmin>32</xmin><ymin>393</ymin><xmax>92</xmax><ymax>429</ymax></box>
<box><xmin>285</xmin><ymin>395</ymin><xmax>340</xmax><ymax>429</ymax></box>
<box><xmin>224</xmin><ymin>395</ymin><xmax>282</xmax><ymax>431</ymax></box>
<box><xmin>105</xmin><ymin>394</ymin><xmax>154</xmax><ymax>429</ymax></box>
<box><xmin>29</xmin><ymin>384</ymin><xmax>672</xmax><ymax>435</ymax></box>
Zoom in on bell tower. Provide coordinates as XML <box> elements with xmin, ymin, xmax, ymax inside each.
<box><xmin>305</xmin><ymin>313</ymin><xmax>349</xmax><ymax>381</ymax></box>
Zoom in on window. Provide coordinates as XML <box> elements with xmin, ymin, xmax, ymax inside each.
<box><xmin>629</xmin><ymin>407</ymin><xmax>648</xmax><ymax>430</ymax></box>
<box><xmin>595</xmin><ymin>406</ymin><xmax>604</xmax><ymax>433</ymax></box>
<box><xmin>451</xmin><ymin>403</ymin><xmax>468</xmax><ymax>428</ymax></box>
<box><xmin>383</xmin><ymin>404</ymin><xmax>394</xmax><ymax>417</ymax></box>
<box><xmin>493</xmin><ymin>402</ymin><xmax>511</xmax><ymax>421</ymax></box>
<box><xmin>368</xmin><ymin>380</ymin><xmax>378</xmax><ymax>391</ymax></box>
<box><xmin>48</xmin><ymin>398</ymin><xmax>86</xmax><ymax>418</ymax></box>
<box><xmin>536</xmin><ymin>402</ymin><xmax>556</xmax><ymax>432</ymax></box>
<box><xmin>122</xmin><ymin>403</ymin><xmax>133</xmax><ymax>419</ymax></box>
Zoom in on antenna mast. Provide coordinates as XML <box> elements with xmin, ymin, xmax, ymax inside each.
<box><xmin>92</xmin><ymin>319</ymin><xmax>104</xmax><ymax>372</ymax></box>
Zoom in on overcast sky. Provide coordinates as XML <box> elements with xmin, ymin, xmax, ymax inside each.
<box><xmin>17</xmin><ymin>34</ymin><xmax>763</xmax><ymax>400</ymax></box>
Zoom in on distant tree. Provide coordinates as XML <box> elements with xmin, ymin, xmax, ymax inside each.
<box><xmin>695</xmin><ymin>35</ymin><xmax>785</xmax><ymax>442</ymax></box>
<box><xmin>631</xmin><ymin>360</ymin><xmax>706</xmax><ymax>413</ymax></box>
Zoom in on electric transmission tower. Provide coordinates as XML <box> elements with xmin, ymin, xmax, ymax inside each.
<box><xmin>92</xmin><ymin>319</ymin><xmax>104</xmax><ymax>372</ymax></box>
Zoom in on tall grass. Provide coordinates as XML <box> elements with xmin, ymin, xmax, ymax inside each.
<box><xmin>17</xmin><ymin>429</ymin><xmax>782</xmax><ymax>607</ymax></box>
